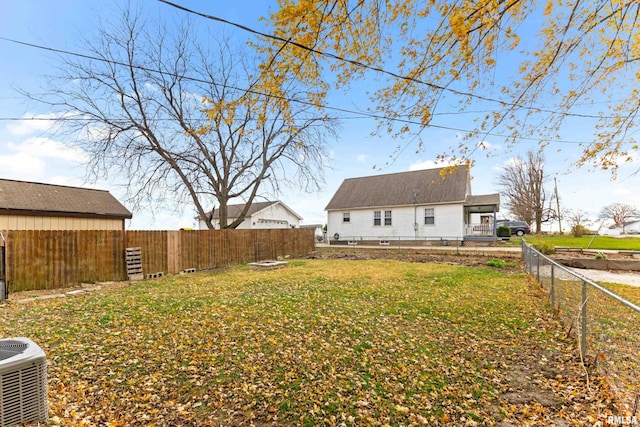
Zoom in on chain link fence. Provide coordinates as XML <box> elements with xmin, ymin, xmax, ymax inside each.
<box><xmin>522</xmin><ymin>239</ymin><xmax>640</xmax><ymax>415</ymax></box>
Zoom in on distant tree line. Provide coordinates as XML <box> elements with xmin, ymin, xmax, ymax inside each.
<box><xmin>498</xmin><ymin>150</ymin><xmax>639</xmax><ymax>235</ymax></box>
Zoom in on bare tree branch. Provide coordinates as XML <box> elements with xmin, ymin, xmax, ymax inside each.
<box><xmin>23</xmin><ymin>6</ymin><xmax>338</xmax><ymax>229</ymax></box>
<box><xmin>498</xmin><ymin>150</ymin><xmax>547</xmax><ymax>232</ymax></box>
<box><xmin>599</xmin><ymin>203</ymin><xmax>640</xmax><ymax>233</ymax></box>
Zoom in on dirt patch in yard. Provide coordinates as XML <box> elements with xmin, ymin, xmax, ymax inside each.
<box><xmin>306</xmin><ymin>247</ymin><xmax>524</xmax><ymax>272</ymax></box>
<box><xmin>7</xmin><ymin>281</ymin><xmax>129</xmax><ymax>303</ymax></box>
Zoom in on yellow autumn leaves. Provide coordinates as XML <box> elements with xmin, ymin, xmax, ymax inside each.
<box><xmin>258</xmin><ymin>1</ymin><xmax>639</xmax><ymax>173</ymax></box>
<box><xmin>0</xmin><ymin>259</ymin><xmax>617</xmax><ymax>425</ymax></box>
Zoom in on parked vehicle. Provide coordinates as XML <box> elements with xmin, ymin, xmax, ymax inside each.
<box><xmin>499</xmin><ymin>221</ymin><xmax>531</xmax><ymax>236</ymax></box>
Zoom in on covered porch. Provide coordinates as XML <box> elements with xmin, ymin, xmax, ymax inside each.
<box><xmin>463</xmin><ymin>194</ymin><xmax>501</xmax><ymax>241</ymax></box>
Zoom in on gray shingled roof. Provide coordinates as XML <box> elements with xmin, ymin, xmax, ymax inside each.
<box><xmin>0</xmin><ymin>179</ymin><xmax>132</xmax><ymax>219</ymax></box>
<box><xmin>209</xmin><ymin>201</ymin><xmax>302</xmax><ymax>220</ymax></box>
<box><xmin>210</xmin><ymin>201</ymin><xmax>278</xmax><ymax>219</ymax></box>
<box><xmin>465</xmin><ymin>194</ymin><xmax>501</xmax><ymax>207</ymax></box>
<box><xmin>325</xmin><ymin>167</ymin><xmax>470</xmax><ymax>210</ymax></box>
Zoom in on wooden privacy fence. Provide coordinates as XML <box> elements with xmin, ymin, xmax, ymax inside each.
<box><xmin>4</xmin><ymin>228</ymin><xmax>315</xmax><ymax>292</ymax></box>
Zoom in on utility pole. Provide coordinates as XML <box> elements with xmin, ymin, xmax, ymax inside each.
<box><xmin>554</xmin><ymin>177</ymin><xmax>562</xmax><ymax>234</ymax></box>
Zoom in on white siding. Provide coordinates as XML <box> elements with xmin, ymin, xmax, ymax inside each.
<box><xmin>327</xmin><ymin>203</ymin><xmax>464</xmax><ymax>240</ymax></box>
<box><xmin>200</xmin><ymin>217</ymin><xmax>253</xmax><ymax>229</ymax></box>
<box><xmin>199</xmin><ymin>202</ymin><xmax>301</xmax><ymax>229</ymax></box>
<box><xmin>250</xmin><ymin>203</ymin><xmax>300</xmax><ymax>229</ymax></box>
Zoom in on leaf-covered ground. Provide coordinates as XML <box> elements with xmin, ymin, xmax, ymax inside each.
<box><xmin>0</xmin><ymin>259</ymin><xmax>618</xmax><ymax>426</ymax></box>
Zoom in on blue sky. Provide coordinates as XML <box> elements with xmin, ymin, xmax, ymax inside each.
<box><xmin>1</xmin><ymin>1</ymin><xmax>639</xmax><ymax>230</ymax></box>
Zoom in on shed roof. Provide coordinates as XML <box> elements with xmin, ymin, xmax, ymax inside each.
<box><xmin>0</xmin><ymin>179</ymin><xmax>132</xmax><ymax>219</ymax></box>
<box><xmin>325</xmin><ymin>167</ymin><xmax>470</xmax><ymax>211</ymax></box>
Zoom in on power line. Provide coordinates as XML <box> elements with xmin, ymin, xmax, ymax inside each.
<box><xmin>157</xmin><ymin>0</ymin><xmax>619</xmax><ymax>121</ymax></box>
<box><xmin>0</xmin><ymin>36</ymin><xmax>605</xmax><ymax>145</ymax></box>
<box><xmin>0</xmin><ymin>35</ymin><xmax>353</xmax><ymax>116</ymax></box>
<box><xmin>0</xmin><ymin>116</ymin><xmax>590</xmax><ymax>145</ymax></box>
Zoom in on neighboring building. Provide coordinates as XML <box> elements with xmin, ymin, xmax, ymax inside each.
<box><xmin>325</xmin><ymin>166</ymin><xmax>500</xmax><ymax>242</ymax></box>
<box><xmin>300</xmin><ymin>223</ymin><xmax>325</xmax><ymax>241</ymax></box>
<box><xmin>198</xmin><ymin>201</ymin><xmax>302</xmax><ymax>230</ymax></box>
<box><xmin>624</xmin><ymin>221</ymin><xmax>640</xmax><ymax>234</ymax></box>
<box><xmin>600</xmin><ymin>220</ymin><xmax>640</xmax><ymax>236</ymax></box>
<box><xmin>0</xmin><ymin>179</ymin><xmax>132</xmax><ymax>231</ymax></box>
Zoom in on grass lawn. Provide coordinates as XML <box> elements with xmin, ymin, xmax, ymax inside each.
<box><xmin>0</xmin><ymin>259</ymin><xmax>613</xmax><ymax>426</ymax></box>
<box><xmin>522</xmin><ymin>235</ymin><xmax>640</xmax><ymax>251</ymax></box>
<box><xmin>598</xmin><ymin>282</ymin><xmax>640</xmax><ymax>306</ymax></box>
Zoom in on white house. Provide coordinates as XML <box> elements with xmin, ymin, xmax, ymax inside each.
<box><xmin>325</xmin><ymin>167</ymin><xmax>500</xmax><ymax>243</ymax></box>
<box><xmin>198</xmin><ymin>201</ymin><xmax>302</xmax><ymax>230</ymax></box>
<box><xmin>599</xmin><ymin>219</ymin><xmax>640</xmax><ymax>236</ymax></box>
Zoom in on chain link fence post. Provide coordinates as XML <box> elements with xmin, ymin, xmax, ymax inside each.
<box><xmin>581</xmin><ymin>279</ymin><xmax>588</xmax><ymax>360</ymax></box>
<box><xmin>550</xmin><ymin>263</ymin><xmax>555</xmax><ymax>308</ymax></box>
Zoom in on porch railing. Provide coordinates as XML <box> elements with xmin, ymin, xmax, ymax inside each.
<box><xmin>464</xmin><ymin>223</ymin><xmax>495</xmax><ymax>236</ymax></box>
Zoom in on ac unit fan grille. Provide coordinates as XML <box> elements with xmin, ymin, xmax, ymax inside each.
<box><xmin>0</xmin><ymin>363</ymin><xmax>48</xmax><ymax>426</ymax></box>
<box><xmin>0</xmin><ymin>341</ymin><xmax>28</xmax><ymax>362</ymax></box>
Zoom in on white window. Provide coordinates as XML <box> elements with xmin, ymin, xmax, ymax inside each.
<box><xmin>343</xmin><ymin>212</ymin><xmax>350</xmax><ymax>223</ymax></box>
<box><xmin>373</xmin><ymin>211</ymin><xmax>381</xmax><ymax>226</ymax></box>
<box><xmin>424</xmin><ymin>208</ymin><xmax>435</xmax><ymax>225</ymax></box>
<box><xmin>384</xmin><ymin>210</ymin><xmax>392</xmax><ymax>226</ymax></box>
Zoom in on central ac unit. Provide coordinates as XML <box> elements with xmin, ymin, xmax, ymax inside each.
<box><xmin>0</xmin><ymin>338</ymin><xmax>48</xmax><ymax>427</ymax></box>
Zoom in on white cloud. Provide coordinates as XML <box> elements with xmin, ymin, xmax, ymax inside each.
<box><xmin>48</xmin><ymin>176</ymin><xmax>87</xmax><ymax>188</ymax></box>
<box><xmin>0</xmin><ymin>152</ymin><xmax>46</xmax><ymax>180</ymax></box>
<box><xmin>356</xmin><ymin>154</ymin><xmax>367</xmax><ymax>163</ymax></box>
<box><xmin>409</xmin><ymin>159</ymin><xmax>458</xmax><ymax>171</ymax></box>
<box><xmin>495</xmin><ymin>156</ymin><xmax>521</xmax><ymax>171</ymax></box>
<box><xmin>7</xmin><ymin>116</ymin><xmax>53</xmax><ymax>136</ymax></box>
<box><xmin>82</xmin><ymin>124</ymin><xmax>112</xmax><ymax>142</ymax></box>
<box><xmin>144</xmin><ymin>82</ymin><xmax>159</xmax><ymax>92</ymax></box>
<box><xmin>6</xmin><ymin>112</ymin><xmax>74</xmax><ymax>136</ymax></box>
<box><xmin>613</xmin><ymin>151</ymin><xmax>640</xmax><ymax>166</ymax></box>
<box><xmin>8</xmin><ymin>137</ymin><xmax>89</xmax><ymax>163</ymax></box>
<box><xmin>409</xmin><ymin>160</ymin><xmax>437</xmax><ymax>170</ymax></box>
<box><xmin>0</xmin><ymin>137</ymin><xmax>89</xmax><ymax>182</ymax></box>
<box><xmin>476</xmin><ymin>140</ymin><xmax>502</xmax><ymax>151</ymax></box>
<box><xmin>610</xmin><ymin>184</ymin><xmax>640</xmax><ymax>206</ymax></box>
<box><xmin>612</xmin><ymin>187</ymin><xmax>633</xmax><ymax>197</ymax></box>
<box><xmin>476</xmin><ymin>140</ymin><xmax>490</xmax><ymax>150</ymax></box>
